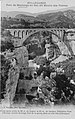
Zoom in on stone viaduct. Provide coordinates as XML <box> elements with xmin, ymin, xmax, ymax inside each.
<box><xmin>7</xmin><ymin>28</ymin><xmax>68</xmax><ymax>44</ymax></box>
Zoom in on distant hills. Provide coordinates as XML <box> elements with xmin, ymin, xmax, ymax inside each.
<box><xmin>14</xmin><ymin>10</ymin><xmax>75</xmax><ymax>28</ymax></box>
<box><xmin>37</xmin><ymin>10</ymin><xmax>75</xmax><ymax>21</ymax></box>
<box><xmin>1</xmin><ymin>6</ymin><xmax>75</xmax><ymax>17</ymax></box>
<box><xmin>36</xmin><ymin>10</ymin><xmax>75</xmax><ymax>28</ymax></box>
<box><xmin>1</xmin><ymin>11</ymin><xmax>35</xmax><ymax>18</ymax></box>
<box><xmin>1</xmin><ymin>7</ymin><xmax>75</xmax><ymax>28</ymax></box>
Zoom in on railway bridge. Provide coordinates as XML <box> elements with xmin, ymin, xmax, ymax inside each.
<box><xmin>7</xmin><ymin>28</ymin><xmax>68</xmax><ymax>43</ymax></box>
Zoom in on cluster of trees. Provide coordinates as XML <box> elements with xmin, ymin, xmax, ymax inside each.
<box><xmin>1</xmin><ymin>30</ymin><xmax>15</xmax><ymax>99</ymax></box>
<box><xmin>1</xmin><ymin>40</ymin><xmax>14</xmax><ymax>52</ymax></box>
<box><xmin>1</xmin><ymin>54</ymin><xmax>11</xmax><ymax>98</ymax></box>
<box><xmin>1</xmin><ymin>18</ymin><xmax>31</xmax><ymax>29</ymax></box>
<box><xmin>2</xmin><ymin>16</ymin><xmax>75</xmax><ymax>29</ymax></box>
<box><xmin>1</xmin><ymin>30</ymin><xmax>14</xmax><ymax>52</ymax></box>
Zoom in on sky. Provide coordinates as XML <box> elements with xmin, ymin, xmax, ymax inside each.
<box><xmin>1</xmin><ymin>0</ymin><xmax>75</xmax><ymax>13</ymax></box>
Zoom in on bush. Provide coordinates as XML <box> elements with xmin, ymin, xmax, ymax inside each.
<box><xmin>1</xmin><ymin>40</ymin><xmax>14</xmax><ymax>52</ymax></box>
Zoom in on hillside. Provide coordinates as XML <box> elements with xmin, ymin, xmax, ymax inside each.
<box><xmin>1</xmin><ymin>10</ymin><xmax>75</xmax><ymax>28</ymax></box>
<box><xmin>36</xmin><ymin>10</ymin><xmax>75</xmax><ymax>28</ymax></box>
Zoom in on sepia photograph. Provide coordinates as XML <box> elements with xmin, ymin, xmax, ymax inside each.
<box><xmin>0</xmin><ymin>0</ymin><xmax>75</xmax><ymax>112</ymax></box>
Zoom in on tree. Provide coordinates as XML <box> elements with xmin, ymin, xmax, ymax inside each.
<box><xmin>1</xmin><ymin>40</ymin><xmax>14</xmax><ymax>52</ymax></box>
<box><xmin>1</xmin><ymin>30</ymin><xmax>14</xmax><ymax>52</ymax></box>
<box><xmin>2</xmin><ymin>30</ymin><xmax>12</xmax><ymax>37</ymax></box>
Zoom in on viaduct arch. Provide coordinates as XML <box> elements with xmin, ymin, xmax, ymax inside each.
<box><xmin>7</xmin><ymin>28</ymin><xmax>67</xmax><ymax>42</ymax></box>
<box><xmin>22</xmin><ymin>29</ymin><xmax>61</xmax><ymax>45</ymax></box>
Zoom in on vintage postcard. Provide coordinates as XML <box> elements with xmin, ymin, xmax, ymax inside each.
<box><xmin>0</xmin><ymin>0</ymin><xmax>75</xmax><ymax>119</ymax></box>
